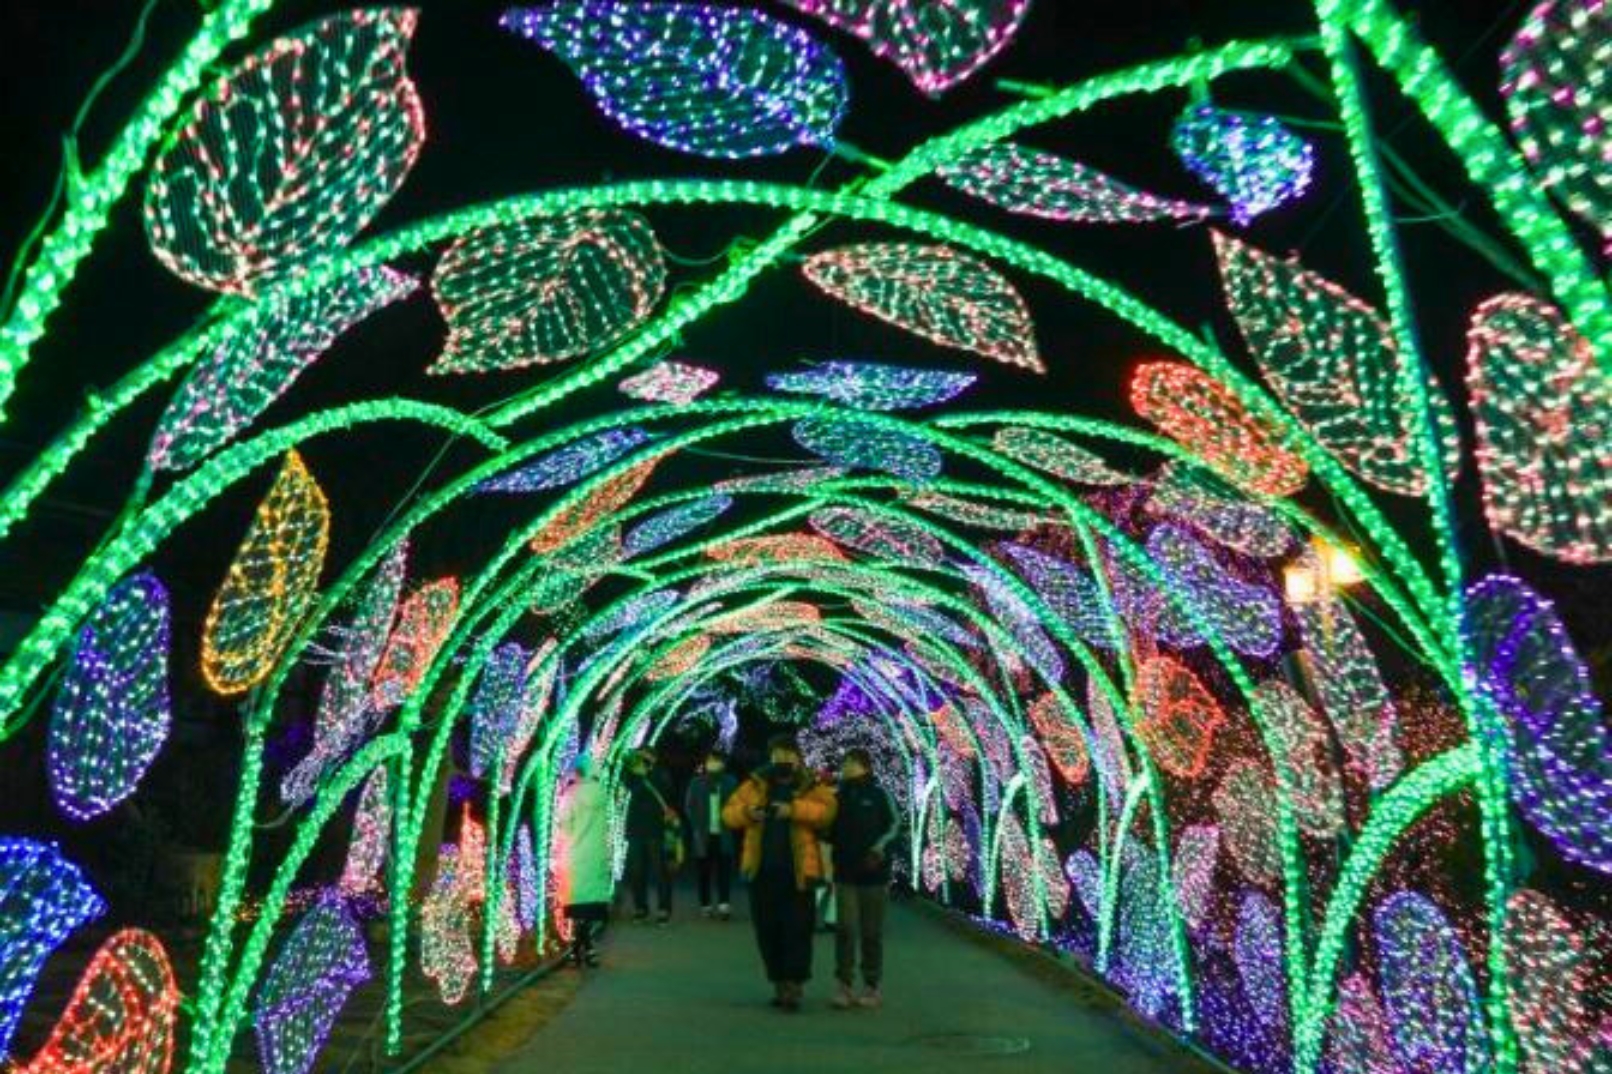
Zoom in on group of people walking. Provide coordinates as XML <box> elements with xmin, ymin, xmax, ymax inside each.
<box><xmin>556</xmin><ymin>734</ymin><xmax>899</xmax><ymax>1012</ymax></box>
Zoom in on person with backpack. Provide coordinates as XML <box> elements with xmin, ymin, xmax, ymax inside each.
<box><xmin>828</xmin><ymin>747</ymin><xmax>899</xmax><ymax>1009</ymax></box>
<box><xmin>620</xmin><ymin>747</ymin><xmax>678</xmax><ymax>924</ymax></box>
<box><xmin>685</xmin><ymin>751</ymin><xmax>739</xmax><ymax>920</ymax></box>
<box><xmin>722</xmin><ymin>734</ymin><xmax>837</xmax><ymax>1011</ymax></box>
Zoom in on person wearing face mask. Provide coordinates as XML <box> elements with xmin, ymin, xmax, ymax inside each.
<box><xmin>620</xmin><ymin>747</ymin><xmax>678</xmax><ymax>925</ymax></box>
<box><xmin>685</xmin><ymin>751</ymin><xmax>739</xmax><ymax>919</ymax></box>
<box><xmin>721</xmin><ymin>734</ymin><xmax>838</xmax><ymax>1011</ymax></box>
<box><xmin>828</xmin><ymin>747</ymin><xmax>899</xmax><ymax>1009</ymax></box>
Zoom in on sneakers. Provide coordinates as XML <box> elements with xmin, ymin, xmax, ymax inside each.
<box><xmin>857</xmin><ymin>986</ymin><xmax>882</xmax><ymax>1010</ymax></box>
<box><xmin>631</xmin><ymin>911</ymin><xmax>649</xmax><ymax>925</ymax></box>
<box><xmin>831</xmin><ymin>981</ymin><xmax>855</xmax><ymax>1009</ymax></box>
<box><xmin>655</xmin><ymin>910</ymin><xmax>671</xmax><ymax>927</ymax></box>
<box><xmin>717</xmin><ymin>903</ymin><xmax>732</xmax><ymax>921</ymax></box>
<box><xmin>779</xmin><ymin>982</ymin><xmax>803</xmax><ymax>1012</ymax></box>
<box><xmin>700</xmin><ymin>905</ymin><xmax>714</xmax><ymax>918</ymax></box>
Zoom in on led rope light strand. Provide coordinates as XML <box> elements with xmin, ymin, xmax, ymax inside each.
<box><xmin>0</xmin><ymin>38</ymin><xmax>1302</xmax><ymax>530</ymax></box>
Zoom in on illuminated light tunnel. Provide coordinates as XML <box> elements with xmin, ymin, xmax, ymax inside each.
<box><xmin>0</xmin><ymin>1</ymin><xmax>1609</xmax><ymax>1073</ymax></box>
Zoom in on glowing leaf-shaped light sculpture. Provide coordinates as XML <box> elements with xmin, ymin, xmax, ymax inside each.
<box><xmin>1326</xmin><ymin>974</ymin><xmax>1398</xmax><ymax>1074</ymax></box>
<box><xmin>1213</xmin><ymin>760</ymin><xmax>1279</xmax><ymax>885</ymax></box>
<box><xmin>1171</xmin><ymin>825</ymin><xmax>1219</xmax><ymax>931</ymax></box>
<box><xmin>1131</xmin><ymin>360</ymin><xmax>1309</xmax><ymax>497</ymax></box>
<box><xmin>478</xmin><ymin>428</ymin><xmax>653</xmax><ymax>494</ymax></box>
<box><xmin>793</xmin><ymin>416</ymin><xmax>943</xmax><ymax>483</ymax></box>
<box><xmin>1466</xmin><ymin>574</ymin><xmax>1612</xmax><ymax>874</ymax></box>
<box><xmin>431</xmin><ymin>211</ymin><xmax>665</xmax><ymax>375</ymax></box>
<box><xmin>940</xmin><ymin>143</ymin><xmax>1211</xmax><ymax>224</ymax></box>
<box><xmin>503</xmin><ymin>2</ymin><xmax>847</xmax><ymax>158</ymax></box>
<box><xmin>646</xmin><ymin>634</ymin><xmax>712</xmax><ymax>681</ymax></box>
<box><xmin>1501</xmin><ymin>0</ymin><xmax>1612</xmax><ymax>251</ymax></box>
<box><xmin>150</xmin><ymin>268</ymin><xmax>417</xmax><ymax>471</ymax></box>
<box><xmin>469</xmin><ymin>643</ymin><xmax>528</xmax><ymax>781</ymax></box>
<box><xmin>1295</xmin><ymin>595</ymin><xmax>1401</xmax><ymax>790</ymax></box>
<box><xmin>1134</xmin><ymin>654</ymin><xmax>1224</xmax><ymax>779</ymax></box>
<box><xmin>202</xmin><ymin>452</ymin><xmax>330</xmax><ymax>695</ymax></box>
<box><xmin>804</xmin><ymin>244</ymin><xmax>1042</xmax><ymax>371</ymax></box>
<box><xmin>20</xmin><ymin>929</ymin><xmax>179</xmax><ymax>1074</ymax></box>
<box><xmin>499</xmin><ymin>640</ymin><xmax>559</xmax><ymax>793</ymax></box>
<box><xmin>1171</xmin><ymin>105</ymin><xmax>1313</xmax><ymax>226</ymax></box>
<box><xmin>338</xmin><ymin>767</ymin><xmax>391</xmax><ymax>897</ymax></box>
<box><xmin>707</xmin><ymin>532</ymin><xmax>847</xmax><ymax>565</ymax></box>
<box><xmin>991</xmin><ymin>426</ymin><xmax>1133</xmax><ymax>486</ymax></box>
<box><xmin>782</xmin><ymin>0</ymin><xmax>1029</xmax><ymax>95</ymax></box>
<box><xmin>144</xmin><ymin>10</ymin><xmax>425</xmax><ymax>293</ymax></box>
<box><xmin>766</xmin><ymin>360</ymin><xmax>977</xmax><ymax>410</ymax></box>
<box><xmin>624</xmin><ymin>495</ymin><xmax>732</xmax><ymax>557</ymax></box>
<box><xmin>1254</xmin><ymin>679</ymin><xmax>1344</xmax><ymax>838</ymax></box>
<box><xmin>1026</xmin><ymin>693</ymin><xmax>1090</xmax><ymax>786</ymax></box>
<box><xmin>1233</xmin><ymin>889</ymin><xmax>1286</xmax><ymax>1031</ymax></box>
<box><xmin>1504</xmin><ymin>888</ymin><xmax>1591</xmax><ymax>1074</ymax></box>
<box><xmin>1215</xmin><ymin>231</ymin><xmax>1460</xmax><ymax>496</ymax></box>
<box><xmin>370</xmin><ymin>578</ymin><xmax>459</xmax><ymax>709</ymax></box>
<box><xmin>48</xmin><ymin>572</ymin><xmax>171</xmax><ymax>821</ymax></box>
<box><xmin>282</xmin><ymin>542</ymin><xmax>408</xmax><ymax>805</ymax></box>
<box><xmin>961</xmin><ymin>563</ymin><xmax>1063</xmax><ymax>681</ymax></box>
<box><xmin>1146</xmin><ymin>524</ymin><xmax>1282</xmax><ymax>658</ymax></box>
<box><xmin>1145</xmin><ymin>462</ymin><xmax>1292</xmax><ymax>559</ymax></box>
<box><xmin>1465</xmin><ymin>293</ymin><xmax>1612</xmax><ymax>564</ymax></box>
<box><xmin>1374</xmin><ymin>891</ymin><xmax>1487</xmax><ymax>1074</ymax></box>
<box><xmin>420</xmin><ymin>848</ymin><xmax>477</xmax><ymax>1006</ymax></box>
<box><xmin>618</xmin><ymin>360</ymin><xmax>719</xmax><ymax>404</ymax></box>
<box><xmin>809</xmin><ymin>505</ymin><xmax>943</xmax><ymax>563</ymax></box>
<box><xmin>0</xmin><ymin>840</ymin><xmax>105</xmax><ymax>1061</ymax></box>
<box><xmin>906</xmin><ymin>491</ymin><xmax>1046</xmax><ymax>531</ymax></box>
<box><xmin>529</xmin><ymin>457</ymin><xmax>661</xmax><ymax>555</ymax></box>
<box><xmin>255</xmin><ymin>894</ymin><xmax>369</xmax><ymax>1074</ymax></box>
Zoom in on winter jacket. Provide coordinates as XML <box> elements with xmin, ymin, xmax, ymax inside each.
<box><xmin>684</xmin><ymin>771</ymin><xmax>739</xmax><ymax>857</ymax></box>
<box><xmin>830</xmin><ymin>775</ymin><xmax>900</xmax><ymax>885</ymax></box>
<box><xmin>621</xmin><ymin>767</ymin><xmax>676</xmax><ymax>840</ymax></box>
<box><xmin>722</xmin><ymin>771</ymin><xmax>837</xmax><ymax>890</ymax></box>
<box><xmin>558</xmin><ymin>776</ymin><xmax>613</xmax><ymax>906</ymax></box>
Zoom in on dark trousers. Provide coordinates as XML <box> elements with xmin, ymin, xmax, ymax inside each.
<box><xmin>697</xmin><ymin>849</ymin><xmax>733</xmax><ymax>906</ymax></box>
<box><xmin>835</xmin><ymin>883</ymin><xmax>888</xmax><ymax>987</ymax></box>
<box><xmin>625</xmin><ymin>834</ymin><xmax>671</xmax><ymax>915</ymax></box>
<box><xmin>749</xmin><ymin>870</ymin><xmax>815</xmax><ymax>983</ymax></box>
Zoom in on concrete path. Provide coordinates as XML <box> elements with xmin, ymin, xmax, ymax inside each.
<box><xmin>492</xmin><ymin>894</ymin><xmax>1197</xmax><ymax>1074</ymax></box>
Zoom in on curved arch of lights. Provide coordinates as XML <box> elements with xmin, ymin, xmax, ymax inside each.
<box><xmin>2</xmin><ymin>4</ymin><xmax>1609</xmax><ymax>1074</ymax></box>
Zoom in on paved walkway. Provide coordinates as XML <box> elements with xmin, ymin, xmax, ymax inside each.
<box><xmin>493</xmin><ymin>893</ymin><xmax>1198</xmax><ymax>1074</ymax></box>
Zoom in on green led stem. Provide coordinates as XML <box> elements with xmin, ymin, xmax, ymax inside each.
<box><xmin>200</xmin><ymin>733</ymin><xmax>407</xmax><ymax>1074</ymax></box>
<box><xmin>1291</xmin><ymin>741</ymin><xmax>1481</xmax><ymax>1071</ymax></box>
<box><xmin>931</xmin><ymin>409</ymin><xmax>1456</xmax><ymax>681</ymax></box>
<box><xmin>0</xmin><ymin>0</ymin><xmax>278</xmax><ymax>419</ymax></box>
<box><xmin>483</xmin><ymin>37</ymin><xmax>1300</xmax><ymax>430</ymax></box>
<box><xmin>1312</xmin><ymin>16</ymin><xmax>1519</xmax><ymax>1071</ymax></box>
<box><xmin>6</xmin><ymin>176</ymin><xmax>1443</xmax><ymax>677</ymax></box>
<box><xmin>1330</xmin><ymin>0</ymin><xmax>1612</xmax><ymax>377</ymax></box>
<box><xmin>0</xmin><ymin>397</ymin><xmax>505</xmax><ymax>741</ymax></box>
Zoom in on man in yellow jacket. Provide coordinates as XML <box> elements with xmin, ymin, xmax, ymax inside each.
<box><xmin>722</xmin><ymin>733</ymin><xmax>837</xmax><ymax>1011</ymax></box>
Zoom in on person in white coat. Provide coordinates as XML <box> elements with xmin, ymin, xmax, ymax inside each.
<box><xmin>559</xmin><ymin>753</ymin><xmax>613</xmax><ymax>967</ymax></box>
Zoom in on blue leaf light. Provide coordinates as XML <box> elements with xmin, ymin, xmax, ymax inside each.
<box><xmin>503</xmin><ymin>2</ymin><xmax>848</xmax><ymax>158</ymax></box>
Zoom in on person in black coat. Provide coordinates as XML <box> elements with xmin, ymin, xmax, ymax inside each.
<box><xmin>620</xmin><ymin>747</ymin><xmax>678</xmax><ymax>924</ymax></box>
<box><xmin>684</xmin><ymin>751</ymin><xmax>739</xmax><ymax>918</ymax></box>
<box><xmin>828</xmin><ymin>747</ymin><xmax>900</xmax><ymax>1009</ymax></box>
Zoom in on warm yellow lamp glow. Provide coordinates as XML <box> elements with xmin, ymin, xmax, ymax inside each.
<box><xmin>1284</xmin><ymin>562</ymin><xmax>1321</xmax><ymax>605</ymax></box>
